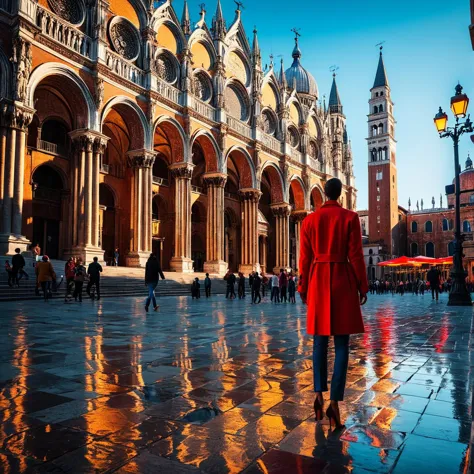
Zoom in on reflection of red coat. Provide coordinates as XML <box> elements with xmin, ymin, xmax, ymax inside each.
<box><xmin>298</xmin><ymin>201</ymin><xmax>368</xmax><ymax>336</ymax></box>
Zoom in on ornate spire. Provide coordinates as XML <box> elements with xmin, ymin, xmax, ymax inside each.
<box><xmin>252</xmin><ymin>27</ymin><xmax>261</xmax><ymax>66</ymax></box>
<box><xmin>212</xmin><ymin>0</ymin><xmax>226</xmax><ymax>38</ymax></box>
<box><xmin>466</xmin><ymin>152</ymin><xmax>473</xmax><ymax>170</ymax></box>
<box><xmin>408</xmin><ymin>197</ymin><xmax>411</xmax><ymax>209</ymax></box>
<box><xmin>181</xmin><ymin>0</ymin><xmax>191</xmax><ymax>35</ymax></box>
<box><xmin>329</xmin><ymin>73</ymin><xmax>342</xmax><ymax>114</ymax></box>
<box><xmin>373</xmin><ymin>47</ymin><xmax>389</xmax><ymax>88</ymax></box>
<box><xmin>279</xmin><ymin>58</ymin><xmax>287</xmax><ymax>88</ymax></box>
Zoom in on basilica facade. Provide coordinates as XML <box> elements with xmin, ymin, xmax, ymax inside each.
<box><xmin>0</xmin><ymin>0</ymin><xmax>355</xmax><ymax>273</ymax></box>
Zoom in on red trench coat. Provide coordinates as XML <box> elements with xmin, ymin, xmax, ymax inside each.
<box><xmin>298</xmin><ymin>201</ymin><xmax>369</xmax><ymax>336</ymax></box>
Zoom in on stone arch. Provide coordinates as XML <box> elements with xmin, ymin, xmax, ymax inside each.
<box><xmin>189</xmin><ymin>31</ymin><xmax>217</xmax><ymax>70</ymax></box>
<box><xmin>307</xmin><ymin>113</ymin><xmax>323</xmax><ymax>139</ymax></box>
<box><xmin>0</xmin><ymin>46</ymin><xmax>12</xmax><ymax>99</ymax></box>
<box><xmin>101</xmin><ymin>96</ymin><xmax>149</xmax><ymax>150</ymax></box>
<box><xmin>287</xmin><ymin>98</ymin><xmax>303</xmax><ymax>126</ymax></box>
<box><xmin>31</xmin><ymin>162</ymin><xmax>68</xmax><ymax>190</ymax></box>
<box><xmin>289</xmin><ymin>176</ymin><xmax>306</xmax><ymax>211</ymax></box>
<box><xmin>28</xmin><ymin>63</ymin><xmax>96</xmax><ymax>130</ymax></box>
<box><xmin>190</xmin><ymin>129</ymin><xmax>222</xmax><ymax>173</ymax></box>
<box><xmin>152</xmin><ymin>16</ymin><xmax>186</xmax><ymax>54</ymax></box>
<box><xmin>153</xmin><ymin>47</ymin><xmax>181</xmax><ymax>85</ymax></box>
<box><xmin>260</xmin><ymin>161</ymin><xmax>285</xmax><ymax>203</ymax></box>
<box><xmin>191</xmin><ymin>68</ymin><xmax>214</xmax><ymax>103</ymax></box>
<box><xmin>99</xmin><ymin>181</ymin><xmax>118</xmax><ymax>208</ymax></box>
<box><xmin>224</xmin><ymin>146</ymin><xmax>257</xmax><ymax>189</ymax></box>
<box><xmin>261</xmin><ymin>77</ymin><xmax>280</xmax><ymax>111</ymax></box>
<box><xmin>226</xmin><ymin>48</ymin><xmax>251</xmax><ymax>87</ymax></box>
<box><xmin>310</xmin><ymin>184</ymin><xmax>325</xmax><ymax>211</ymax></box>
<box><xmin>153</xmin><ymin>115</ymin><xmax>188</xmax><ymax>164</ymax></box>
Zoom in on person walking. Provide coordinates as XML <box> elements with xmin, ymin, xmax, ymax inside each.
<box><xmin>288</xmin><ymin>274</ymin><xmax>296</xmax><ymax>303</ymax></box>
<box><xmin>114</xmin><ymin>248</ymin><xmax>119</xmax><ymax>267</ymax></box>
<box><xmin>225</xmin><ymin>271</ymin><xmax>236</xmax><ymax>299</ymax></box>
<box><xmin>73</xmin><ymin>258</ymin><xmax>86</xmax><ymax>302</ymax></box>
<box><xmin>298</xmin><ymin>178</ymin><xmax>368</xmax><ymax>429</ymax></box>
<box><xmin>261</xmin><ymin>274</ymin><xmax>268</xmax><ymax>298</ymax></box>
<box><xmin>35</xmin><ymin>255</ymin><xmax>56</xmax><ymax>301</ymax></box>
<box><xmin>145</xmin><ymin>253</ymin><xmax>165</xmax><ymax>311</ymax></box>
<box><xmin>191</xmin><ymin>277</ymin><xmax>201</xmax><ymax>299</ymax></box>
<box><xmin>238</xmin><ymin>272</ymin><xmax>246</xmax><ymax>299</ymax></box>
<box><xmin>427</xmin><ymin>266</ymin><xmax>441</xmax><ymax>301</ymax></box>
<box><xmin>64</xmin><ymin>258</ymin><xmax>76</xmax><ymax>300</ymax></box>
<box><xmin>204</xmin><ymin>273</ymin><xmax>211</xmax><ymax>298</ymax></box>
<box><xmin>87</xmin><ymin>257</ymin><xmax>103</xmax><ymax>299</ymax></box>
<box><xmin>11</xmin><ymin>248</ymin><xmax>26</xmax><ymax>287</ymax></box>
<box><xmin>252</xmin><ymin>272</ymin><xmax>262</xmax><ymax>304</ymax></box>
<box><xmin>5</xmin><ymin>260</ymin><xmax>13</xmax><ymax>287</ymax></box>
<box><xmin>271</xmin><ymin>272</ymin><xmax>280</xmax><ymax>303</ymax></box>
<box><xmin>279</xmin><ymin>269</ymin><xmax>288</xmax><ymax>302</ymax></box>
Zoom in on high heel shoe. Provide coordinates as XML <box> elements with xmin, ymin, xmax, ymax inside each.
<box><xmin>326</xmin><ymin>404</ymin><xmax>345</xmax><ymax>429</ymax></box>
<box><xmin>313</xmin><ymin>395</ymin><xmax>324</xmax><ymax>421</ymax></box>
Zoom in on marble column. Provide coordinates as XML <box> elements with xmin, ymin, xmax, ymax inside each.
<box><xmin>203</xmin><ymin>173</ymin><xmax>228</xmax><ymax>275</ymax></box>
<box><xmin>126</xmin><ymin>150</ymin><xmax>156</xmax><ymax>267</ymax></box>
<box><xmin>271</xmin><ymin>203</ymin><xmax>292</xmax><ymax>274</ymax></box>
<box><xmin>261</xmin><ymin>236</ymin><xmax>267</xmax><ymax>275</ymax></box>
<box><xmin>0</xmin><ymin>101</ymin><xmax>34</xmax><ymax>255</ymax></box>
<box><xmin>239</xmin><ymin>188</ymin><xmax>261</xmax><ymax>274</ymax></box>
<box><xmin>292</xmin><ymin>210</ymin><xmax>309</xmax><ymax>273</ymax></box>
<box><xmin>66</xmin><ymin>130</ymin><xmax>107</xmax><ymax>263</ymax></box>
<box><xmin>169</xmin><ymin>162</ymin><xmax>194</xmax><ymax>273</ymax></box>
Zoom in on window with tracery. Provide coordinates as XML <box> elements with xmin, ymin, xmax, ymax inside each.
<box><xmin>262</xmin><ymin>110</ymin><xmax>276</xmax><ymax>135</ymax></box>
<box><xmin>288</xmin><ymin>126</ymin><xmax>299</xmax><ymax>148</ymax></box>
<box><xmin>225</xmin><ymin>86</ymin><xmax>248</xmax><ymax>121</ymax></box>
<box><xmin>309</xmin><ymin>141</ymin><xmax>318</xmax><ymax>158</ymax></box>
<box><xmin>155</xmin><ymin>53</ymin><xmax>177</xmax><ymax>83</ymax></box>
<box><xmin>192</xmin><ymin>72</ymin><xmax>212</xmax><ymax>102</ymax></box>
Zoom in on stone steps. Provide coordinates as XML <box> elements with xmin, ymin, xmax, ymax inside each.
<box><xmin>0</xmin><ymin>256</ymin><xmax>230</xmax><ymax>301</ymax></box>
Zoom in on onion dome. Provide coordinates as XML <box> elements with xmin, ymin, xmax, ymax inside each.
<box><xmin>285</xmin><ymin>38</ymin><xmax>318</xmax><ymax>98</ymax></box>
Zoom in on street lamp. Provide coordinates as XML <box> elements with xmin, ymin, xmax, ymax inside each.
<box><xmin>434</xmin><ymin>84</ymin><xmax>474</xmax><ymax>306</ymax></box>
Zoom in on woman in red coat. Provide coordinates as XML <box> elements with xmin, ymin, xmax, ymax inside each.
<box><xmin>298</xmin><ymin>178</ymin><xmax>368</xmax><ymax>429</ymax></box>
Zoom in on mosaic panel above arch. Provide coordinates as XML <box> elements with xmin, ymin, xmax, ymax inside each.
<box><xmin>108</xmin><ymin>16</ymin><xmax>141</xmax><ymax>61</ymax></box>
<box><xmin>191</xmin><ymin>42</ymin><xmax>212</xmax><ymax>70</ymax></box>
<box><xmin>289</xmin><ymin>102</ymin><xmax>301</xmax><ymax>126</ymax></box>
<box><xmin>109</xmin><ymin>0</ymin><xmax>140</xmax><ymax>28</ymax></box>
<box><xmin>262</xmin><ymin>83</ymin><xmax>278</xmax><ymax>110</ymax></box>
<box><xmin>157</xmin><ymin>24</ymin><xmax>178</xmax><ymax>55</ymax></box>
<box><xmin>47</xmin><ymin>0</ymin><xmax>85</xmax><ymax>25</ymax></box>
<box><xmin>227</xmin><ymin>51</ymin><xmax>248</xmax><ymax>86</ymax></box>
<box><xmin>308</xmin><ymin>116</ymin><xmax>318</xmax><ymax>138</ymax></box>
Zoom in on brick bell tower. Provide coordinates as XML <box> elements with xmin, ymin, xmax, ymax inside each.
<box><xmin>367</xmin><ymin>48</ymin><xmax>400</xmax><ymax>256</ymax></box>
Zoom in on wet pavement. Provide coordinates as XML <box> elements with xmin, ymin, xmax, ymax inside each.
<box><xmin>0</xmin><ymin>292</ymin><xmax>472</xmax><ymax>473</ymax></box>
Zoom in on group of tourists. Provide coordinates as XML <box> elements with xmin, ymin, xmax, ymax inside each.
<box><xmin>64</xmin><ymin>257</ymin><xmax>102</xmax><ymax>302</ymax></box>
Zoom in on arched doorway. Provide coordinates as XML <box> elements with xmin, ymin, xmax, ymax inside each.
<box><xmin>191</xmin><ymin>202</ymin><xmax>206</xmax><ymax>272</ymax></box>
<box><xmin>99</xmin><ymin>184</ymin><xmax>116</xmax><ymax>265</ymax></box>
<box><xmin>32</xmin><ymin>165</ymin><xmax>64</xmax><ymax>259</ymax></box>
<box><xmin>224</xmin><ymin>208</ymin><xmax>240</xmax><ymax>272</ymax></box>
<box><xmin>311</xmin><ymin>186</ymin><xmax>324</xmax><ymax>211</ymax></box>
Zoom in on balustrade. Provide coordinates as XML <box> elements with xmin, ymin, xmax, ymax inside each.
<box><xmin>19</xmin><ymin>0</ymin><xmax>36</xmax><ymax>21</ymax></box>
<box><xmin>33</xmin><ymin>186</ymin><xmax>61</xmax><ymax>202</ymax></box>
<box><xmin>100</xmin><ymin>163</ymin><xmax>110</xmax><ymax>174</ymax></box>
<box><xmin>260</xmin><ymin>132</ymin><xmax>282</xmax><ymax>154</ymax></box>
<box><xmin>289</xmin><ymin>147</ymin><xmax>303</xmax><ymax>164</ymax></box>
<box><xmin>152</xmin><ymin>176</ymin><xmax>169</xmax><ymax>186</ymax></box>
<box><xmin>191</xmin><ymin>98</ymin><xmax>215</xmax><ymax>122</ymax></box>
<box><xmin>35</xmin><ymin>5</ymin><xmax>92</xmax><ymax>58</ymax></box>
<box><xmin>155</xmin><ymin>77</ymin><xmax>181</xmax><ymax>105</ymax></box>
<box><xmin>191</xmin><ymin>185</ymin><xmax>206</xmax><ymax>194</ymax></box>
<box><xmin>105</xmin><ymin>50</ymin><xmax>145</xmax><ymax>87</ymax></box>
<box><xmin>227</xmin><ymin>116</ymin><xmax>253</xmax><ymax>140</ymax></box>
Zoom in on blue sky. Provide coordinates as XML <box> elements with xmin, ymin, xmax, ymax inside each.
<box><xmin>174</xmin><ymin>0</ymin><xmax>474</xmax><ymax>210</ymax></box>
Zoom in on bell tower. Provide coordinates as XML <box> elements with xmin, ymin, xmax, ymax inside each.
<box><xmin>367</xmin><ymin>48</ymin><xmax>399</xmax><ymax>256</ymax></box>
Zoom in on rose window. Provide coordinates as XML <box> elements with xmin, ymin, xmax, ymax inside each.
<box><xmin>262</xmin><ymin>110</ymin><xmax>276</xmax><ymax>135</ymax></box>
<box><xmin>109</xmin><ymin>17</ymin><xmax>140</xmax><ymax>61</ymax></box>
<box><xmin>192</xmin><ymin>72</ymin><xmax>212</xmax><ymax>102</ymax></box>
<box><xmin>288</xmin><ymin>127</ymin><xmax>299</xmax><ymax>148</ymax></box>
<box><xmin>155</xmin><ymin>54</ymin><xmax>177</xmax><ymax>84</ymax></box>
<box><xmin>48</xmin><ymin>0</ymin><xmax>85</xmax><ymax>25</ymax></box>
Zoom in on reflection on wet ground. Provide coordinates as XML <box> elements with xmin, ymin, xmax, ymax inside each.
<box><xmin>0</xmin><ymin>293</ymin><xmax>471</xmax><ymax>473</ymax></box>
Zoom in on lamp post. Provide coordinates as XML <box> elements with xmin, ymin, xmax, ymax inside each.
<box><xmin>434</xmin><ymin>84</ymin><xmax>473</xmax><ymax>306</ymax></box>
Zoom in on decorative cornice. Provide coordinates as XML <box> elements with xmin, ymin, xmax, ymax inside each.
<box><xmin>169</xmin><ymin>162</ymin><xmax>194</xmax><ymax>179</ymax></box>
<box><xmin>0</xmin><ymin>100</ymin><xmax>35</xmax><ymax>130</ymax></box>
<box><xmin>271</xmin><ymin>202</ymin><xmax>292</xmax><ymax>217</ymax></box>
<box><xmin>292</xmin><ymin>210</ymin><xmax>309</xmax><ymax>221</ymax></box>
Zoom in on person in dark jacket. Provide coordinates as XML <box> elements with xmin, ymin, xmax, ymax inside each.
<box><xmin>238</xmin><ymin>272</ymin><xmax>246</xmax><ymax>299</ymax></box>
<box><xmin>427</xmin><ymin>266</ymin><xmax>441</xmax><ymax>301</ymax></box>
<box><xmin>252</xmin><ymin>272</ymin><xmax>262</xmax><ymax>304</ymax></box>
<box><xmin>279</xmin><ymin>269</ymin><xmax>288</xmax><ymax>303</ymax></box>
<box><xmin>191</xmin><ymin>277</ymin><xmax>201</xmax><ymax>299</ymax></box>
<box><xmin>288</xmin><ymin>275</ymin><xmax>296</xmax><ymax>303</ymax></box>
<box><xmin>87</xmin><ymin>257</ymin><xmax>103</xmax><ymax>299</ymax></box>
<box><xmin>11</xmin><ymin>248</ymin><xmax>26</xmax><ymax>287</ymax></box>
<box><xmin>204</xmin><ymin>273</ymin><xmax>211</xmax><ymax>297</ymax></box>
<box><xmin>225</xmin><ymin>271</ymin><xmax>236</xmax><ymax>299</ymax></box>
<box><xmin>145</xmin><ymin>253</ymin><xmax>165</xmax><ymax>311</ymax></box>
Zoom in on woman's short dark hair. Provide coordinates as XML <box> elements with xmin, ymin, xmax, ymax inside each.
<box><xmin>324</xmin><ymin>178</ymin><xmax>343</xmax><ymax>200</ymax></box>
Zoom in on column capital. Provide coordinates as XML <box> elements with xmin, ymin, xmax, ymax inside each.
<box><xmin>0</xmin><ymin>100</ymin><xmax>35</xmax><ymax>130</ymax></box>
<box><xmin>271</xmin><ymin>202</ymin><xmax>292</xmax><ymax>217</ymax></box>
<box><xmin>169</xmin><ymin>162</ymin><xmax>194</xmax><ymax>179</ymax></box>
<box><xmin>203</xmin><ymin>172</ymin><xmax>227</xmax><ymax>188</ymax></box>
<box><xmin>292</xmin><ymin>210</ymin><xmax>310</xmax><ymax>222</ymax></box>
<box><xmin>239</xmin><ymin>188</ymin><xmax>262</xmax><ymax>203</ymax></box>
<box><xmin>69</xmin><ymin>129</ymin><xmax>106</xmax><ymax>152</ymax></box>
<box><xmin>93</xmin><ymin>133</ymin><xmax>110</xmax><ymax>154</ymax></box>
<box><xmin>127</xmin><ymin>149</ymin><xmax>156</xmax><ymax>168</ymax></box>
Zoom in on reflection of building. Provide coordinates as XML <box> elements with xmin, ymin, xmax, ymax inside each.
<box><xmin>358</xmin><ymin>50</ymin><xmax>406</xmax><ymax>280</ymax></box>
<box><xmin>0</xmin><ymin>0</ymin><xmax>356</xmax><ymax>273</ymax></box>
<box><xmin>407</xmin><ymin>155</ymin><xmax>474</xmax><ymax>279</ymax></box>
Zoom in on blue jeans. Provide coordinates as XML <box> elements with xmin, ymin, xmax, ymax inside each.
<box><xmin>146</xmin><ymin>282</ymin><xmax>157</xmax><ymax>308</ymax></box>
<box><xmin>313</xmin><ymin>335</ymin><xmax>350</xmax><ymax>401</ymax></box>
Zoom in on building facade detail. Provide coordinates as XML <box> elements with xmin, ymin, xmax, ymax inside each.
<box><xmin>0</xmin><ymin>0</ymin><xmax>357</xmax><ymax>273</ymax></box>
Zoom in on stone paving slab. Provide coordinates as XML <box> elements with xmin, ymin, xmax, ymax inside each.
<box><xmin>0</xmin><ymin>293</ymin><xmax>472</xmax><ymax>473</ymax></box>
